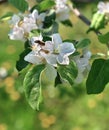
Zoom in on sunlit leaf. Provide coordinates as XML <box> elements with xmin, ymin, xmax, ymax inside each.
<box><xmin>31</xmin><ymin>0</ymin><xmax>55</xmax><ymax>12</ymax></box>
<box><xmin>76</xmin><ymin>39</ymin><xmax>91</xmax><ymax>49</ymax></box>
<box><xmin>0</xmin><ymin>12</ymin><xmax>13</xmax><ymax>22</ymax></box>
<box><xmin>58</xmin><ymin>61</ymin><xmax>78</xmax><ymax>86</ymax></box>
<box><xmin>23</xmin><ymin>64</ymin><xmax>45</xmax><ymax>110</ymax></box>
<box><xmin>8</xmin><ymin>0</ymin><xmax>28</xmax><ymax>12</ymax></box>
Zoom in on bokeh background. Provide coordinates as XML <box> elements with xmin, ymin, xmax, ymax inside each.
<box><xmin>0</xmin><ymin>1</ymin><xmax>109</xmax><ymax>130</ymax></box>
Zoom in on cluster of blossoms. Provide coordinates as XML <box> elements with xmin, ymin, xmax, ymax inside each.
<box><xmin>97</xmin><ymin>1</ymin><xmax>109</xmax><ymax>15</ymax></box>
<box><xmin>8</xmin><ymin>0</ymin><xmax>92</xmax><ymax>84</ymax></box>
<box><xmin>8</xmin><ymin>9</ymin><xmax>46</xmax><ymax>41</ymax></box>
<box><xmin>24</xmin><ymin>33</ymin><xmax>76</xmax><ymax>67</ymax></box>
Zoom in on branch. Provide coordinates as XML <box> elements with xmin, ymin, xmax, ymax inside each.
<box><xmin>68</xmin><ymin>4</ymin><xmax>109</xmax><ymax>49</ymax></box>
<box><xmin>68</xmin><ymin>4</ymin><xmax>101</xmax><ymax>35</ymax></box>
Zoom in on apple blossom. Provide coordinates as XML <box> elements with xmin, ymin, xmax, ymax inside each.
<box><xmin>54</xmin><ymin>0</ymin><xmax>70</xmax><ymax>21</ymax></box>
<box><xmin>74</xmin><ymin>49</ymin><xmax>91</xmax><ymax>83</ymax></box>
<box><xmin>24</xmin><ymin>33</ymin><xmax>76</xmax><ymax>66</ymax></box>
<box><xmin>8</xmin><ymin>10</ymin><xmax>46</xmax><ymax>41</ymax></box>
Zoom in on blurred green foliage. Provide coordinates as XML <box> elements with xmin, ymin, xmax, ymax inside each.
<box><xmin>0</xmin><ymin>2</ymin><xmax>109</xmax><ymax>130</ymax></box>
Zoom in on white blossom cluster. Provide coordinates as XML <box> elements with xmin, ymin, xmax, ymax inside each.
<box><xmin>24</xmin><ymin>33</ymin><xmax>76</xmax><ymax>67</ymax></box>
<box><xmin>8</xmin><ymin>9</ymin><xmax>46</xmax><ymax>41</ymax></box>
<box><xmin>97</xmin><ymin>1</ymin><xmax>109</xmax><ymax>15</ymax></box>
<box><xmin>7</xmin><ymin>1</ymin><xmax>92</xmax><ymax>84</ymax></box>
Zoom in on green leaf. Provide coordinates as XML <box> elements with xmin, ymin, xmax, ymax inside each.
<box><xmin>43</xmin><ymin>21</ymin><xmax>59</xmax><ymax>35</ymax></box>
<box><xmin>58</xmin><ymin>61</ymin><xmax>78</xmax><ymax>86</ymax></box>
<box><xmin>61</xmin><ymin>19</ymin><xmax>73</xmax><ymax>27</ymax></box>
<box><xmin>31</xmin><ymin>0</ymin><xmax>55</xmax><ymax>12</ymax></box>
<box><xmin>23</xmin><ymin>64</ymin><xmax>45</xmax><ymax>110</ymax></box>
<box><xmin>43</xmin><ymin>11</ymin><xmax>56</xmax><ymax>28</ymax></box>
<box><xmin>8</xmin><ymin>0</ymin><xmax>28</xmax><ymax>12</ymax></box>
<box><xmin>55</xmin><ymin>72</ymin><xmax>62</xmax><ymax>87</ymax></box>
<box><xmin>86</xmin><ymin>59</ymin><xmax>109</xmax><ymax>94</ymax></box>
<box><xmin>76</xmin><ymin>39</ymin><xmax>91</xmax><ymax>49</ymax></box>
<box><xmin>98</xmin><ymin>32</ymin><xmax>109</xmax><ymax>44</ymax></box>
<box><xmin>0</xmin><ymin>12</ymin><xmax>13</xmax><ymax>22</ymax></box>
<box><xmin>88</xmin><ymin>12</ymin><xmax>105</xmax><ymax>33</ymax></box>
<box><xmin>16</xmin><ymin>48</ymin><xmax>31</xmax><ymax>71</ymax></box>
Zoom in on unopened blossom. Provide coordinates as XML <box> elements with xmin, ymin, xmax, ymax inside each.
<box><xmin>55</xmin><ymin>0</ymin><xmax>70</xmax><ymax>21</ymax></box>
<box><xmin>74</xmin><ymin>49</ymin><xmax>92</xmax><ymax>84</ymax></box>
<box><xmin>97</xmin><ymin>1</ymin><xmax>109</xmax><ymax>14</ymax></box>
<box><xmin>24</xmin><ymin>33</ymin><xmax>76</xmax><ymax>66</ymax></box>
<box><xmin>8</xmin><ymin>10</ymin><xmax>46</xmax><ymax>41</ymax></box>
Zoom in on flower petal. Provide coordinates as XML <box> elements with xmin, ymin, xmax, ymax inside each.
<box><xmin>45</xmin><ymin>54</ymin><xmax>57</xmax><ymax>67</ymax></box>
<box><xmin>24</xmin><ymin>51</ymin><xmax>43</xmax><ymax>64</ymax></box>
<box><xmin>52</xmin><ymin>33</ymin><xmax>62</xmax><ymax>49</ymax></box>
<box><xmin>57</xmin><ymin>54</ymin><xmax>69</xmax><ymax>65</ymax></box>
<box><xmin>60</xmin><ymin>42</ymin><xmax>75</xmax><ymax>56</ymax></box>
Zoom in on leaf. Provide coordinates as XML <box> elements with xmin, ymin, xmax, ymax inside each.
<box><xmin>8</xmin><ymin>0</ymin><xmax>28</xmax><ymax>12</ymax></box>
<box><xmin>86</xmin><ymin>59</ymin><xmax>109</xmax><ymax>94</ymax></box>
<box><xmin>16</xmin><ymin>48</ymin><xmax>31</xmax><ymax>71</ymax></box>
<box><xmin>43</xmin><ymin>11</ymin><xmax>56</xmax><ymax>28</ymax></box>
<box><xmin>31</xmin><ymin>0</ymin><xmax>55</xmax><ymax>12</ymax></box>
<box><xmin>55</xmin><ymin>72</ymin><xmax>62</xmax><ymax>87</ymax></box>
<box><xmin>43</xmin><ymin>21</ymin><xmax>59</xmax><ymax>35</ymax></box>
<box><xmin>76</xmin><ymin>39</ymin><xmax>91</xmax><ymax>49</ymax></box>
<box><xmin>23</xmin><ymin>64</ymin><xmax>45</xmax><ymax>110</ymax></box>
<box><xmin>61</xmin><ymin>19</ymin><xmax>73</xmax><ymax>27</ymax></box>
<box><xmin>0</xmin><ymin>12</ymin><xmax>13</xmax><ymax>22</ymax></box>
<box><xmin>98</xmin><ymin>32</ymin><xmax>109</xmax><ymax>44</ymax></box>
<box><xmin>87</xmin><ymin>12</ymin><xmax>105</xmax><ymax>33</ymax></box>
<box><xmin>57</xmin><ymin>61</ymin><xmax>78</xmax><ymax>86</ymax></box>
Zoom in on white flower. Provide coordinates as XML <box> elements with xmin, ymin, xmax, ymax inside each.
<box><xmin>8</xmin><ymin>25</ymin><xmax>25</xmax><ymax>41</ymax></box>
<box><xmin>24</xmin><ymin>33</ymin><xmax>76</xmax><ymax>66</ymax></box>
<box><xmin>8</xmin><ymin>14</ymin><xmax>20</xmax><ymax>25</ymax></box>
<box><xmin>8</xmin><ymin>10</ymin><xmax>46</xmax><ymax>41</ymax></box>
<box><xmin>97</xmin><ymin>1</ymin><xmax>109</xmax><ymax>14</ymax></box>
<box><xmin>24</xmin><ymin>34</ymin><xmax>45</xmax><ymax>64</ymax></box>
<box><xmin>55</xmin><ymin>0</ymin><xmax>70</xmax><ymax>21</ymax></box>
<box><xmin>43</xmin><ymin>33</ymin><xmax>76</xmax><ymax>66</ymax></box>
<box><xmin>31</xmin><ymin>10</ymin><xmax>46</xmax><ymax>29</ymax></box>
<box><xmin>74</xmin><ymin>49</ymin><xmax>92</xmax><ymax>84</ymax></box>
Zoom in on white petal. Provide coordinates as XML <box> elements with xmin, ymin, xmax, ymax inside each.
<box><xmin>57</xmin><ymin>54</ymin><xmax>69</xmax><ymax>65</ymax></box>
<box><xmin>60</xmin><ymin>42</ymin><xmax>75</xmax><ymax>56</ymax></box>
<box><xmin>39</xmin><ymin>13</ymin><xmax>46</xmax><ymax>21</ymax></box>
<box><xmin>56</xmin><ymin>8</ymin><xmax>69</xmax><ymax>21</ymax></box>
<box><xmin>31</xmin><ymin>9</ymin><xmax>38</xmax><ymax>19</ymax></box>
<box><xmin>45</xmin><ymin>54</ymin><xmax>57</xmax><ymax>67</ymax></box>
<box><xmin>24</xmin><ymin>52</ymin><xmax>43</xmax><ymax>64</ymax></box>
<box><xmin>43</xmin><ymin>41</ymin><xmax>53</xmax><ymax>52</ymax></box>
<box><xmin>52</xmin><ymin>33</ymin><xmax>62</xmax><ymax>49</ymax></box>
<box><xmin>8</xmin><ymin>26</ymin><xmax>24</xmax><ymax>41</ymax></box>
<box><xmin>74</xmin><ymin>72</ymin><xmax>84</xmax><ymax>84</ymax></box>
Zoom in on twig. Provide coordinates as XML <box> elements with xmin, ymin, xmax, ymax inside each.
<box><xmin>68</xmin><ymin>4</ymin><xmax>109</xmax><ymax>49</ymax></box>
<box><xmin>68</xmin><ymin>4</ymin><xmax>101</xmax><ymax>35</ymax></box>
